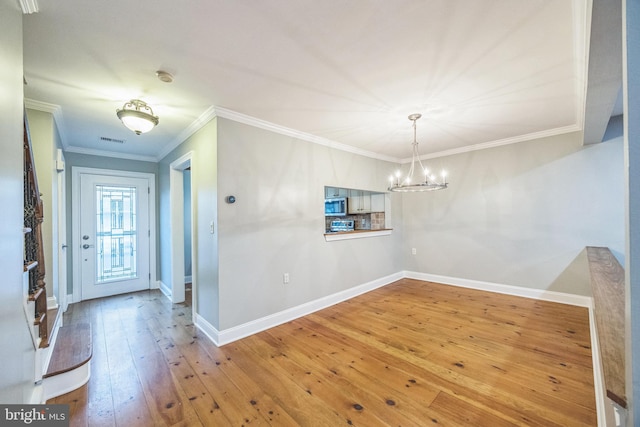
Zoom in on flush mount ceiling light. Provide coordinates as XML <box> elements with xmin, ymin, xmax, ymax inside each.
<box><xmin>116</xmin><ymin>99</ymin><xmax>159</xmax><ymax>135</ymax></box>
<box><xmin>388</xmin><ymin>113</ymin><xmax>448</xmax><ymax>192</ymax></box>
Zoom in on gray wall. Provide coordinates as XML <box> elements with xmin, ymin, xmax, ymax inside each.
<box><xmin>402</xmin><ymin>130</ymin><xmax>625</xmax><ymax>296</ymax></box>
<box><xmin>158</xmin><ymin>118</ymin><xmax>220</xmax><ymax>326</ymax></box>
<box><xmin>160</xmin><ymin>115</ymin><xmax>626</xmax><ymax>332</ymax></box>
<box><xmin>216</xmin><ymin>119</ymin><xmax>403</xmax><ymax>329</ymax></box>
<box><xmin>63</xmin><ymin>152</ymin><xmax>158</xmax><ymax>296</ymax></box>
<box><xmin>0</xmin><ymin>1</ymin><xmax>38</xmax><ymax>403</ymax></box>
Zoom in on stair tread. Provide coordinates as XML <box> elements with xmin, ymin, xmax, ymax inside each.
<box><xmin>44</xmin><ymin>323</ymin><xmax>92</xmax><ymax>378</ymax></box>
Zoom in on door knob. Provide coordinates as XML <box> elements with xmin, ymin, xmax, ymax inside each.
<box><xmin>82</xmin><ymin>244</ymin><xmax>94</xmax><ymax>249</ymax></box>
<box><xmin>82</xmin><ymin>235</ymin><xmax>90</xmax><ymax>240</ymax></box>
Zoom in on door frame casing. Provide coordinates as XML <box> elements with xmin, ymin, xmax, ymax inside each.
<box><xmin>57</xmin><ymin>150</ymin><xmax>68</xmax><ymax>312</ymax></box>
<box><xmin>169</xmin><ymin>151</ymin><xmax>194</xmax><ymax>305</ymax></box>
<box><xmin>71</xmin><ymin>167</ymin><xmax>156</xmax><ymax>302</ymax></box>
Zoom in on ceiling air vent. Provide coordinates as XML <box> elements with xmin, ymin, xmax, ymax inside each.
<box><xmin>100</xmin><ymin>136</ymin><xmax>125</xmax><ymax>144</ymax></box>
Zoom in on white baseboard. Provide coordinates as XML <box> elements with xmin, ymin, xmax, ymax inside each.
<box><xmin>588</xmin><ymin>300</ymin><xmax>609</xmax><ymax>427</ymax></box>
<box><xmin>150</xmin><ymin>280</ymin><xmax>160</xmax><ymax>290</ymax></box>
<box><xmin>195</xmin><ymin>270</ymin><xmax>593</xmax><ymax>349</ymax></box>
<box><xmin>194</xmin><ymin>313</ymin><xmax>220</xmax><ymax>346</ymax></box>
<box><xmin>158</xmin><ymin>280</ymin><xmax>172</xmax><ymax>300</ymax></box>
<box><xmin>28</xmin><ymin>384</ymin><xmax>44</xmax><ymax>405</ymax></box>
<box><xmin>47</xmin><ymin>296</ymin><xmax>58</xmax><ymax>310</ymax></box>
<box><xmin>201</xmin><ymin>272</ymin><xmax>404</xmax><ymax>347</ymax></box>
<box><xmin>41</xmin><ymin>310</ymin><xmax>63</xmax><ymax>378</ymax></box>
<box><xmin>403</xmin><ymin>271</ymin><xmax>593</xmax><ymax>307</ymax></box>
<box><xmin>43</xmin><ymin>361</ymin><xmax>91</xmax><ymax>401</ymax></box>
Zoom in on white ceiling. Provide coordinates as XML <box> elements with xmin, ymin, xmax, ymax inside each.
<box><xmin>23</xmin><ymin>1</ymin><xmax>591</xmax><ymax>163</ymax></box>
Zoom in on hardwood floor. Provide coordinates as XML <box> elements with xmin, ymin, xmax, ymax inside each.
<box><xmin>49</xmin><ymin>279</ymin><xmax>596</xmax><ymax>426</ymax></box>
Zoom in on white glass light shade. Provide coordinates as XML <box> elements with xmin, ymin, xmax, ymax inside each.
<box><xmin>116</xmin><ymin>100</ymin><xmax>159</xmax><ymax>135</ymax></box>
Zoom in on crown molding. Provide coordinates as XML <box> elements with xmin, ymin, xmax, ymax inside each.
<box><xmin>401</xmin><ymin>124</ymin><xmax>582</xmax><ymax>163</ymax></box>
<box><xmin>574</xmin><ymin>0</ymin><xmax>589</xmax><ymax>132</ymax></box>
<box><xmin>65</xmin><ymin>145</ymin><xmax>157</xmax><ymax>163</ymax></box>
<box><xmin>24</xmin><ymin>98</ymin><xmax>69</xmax><ymax>149</ymax></box>
<box><xmin>19</xmin><ymin>0</ymin><xmax>38</xmax><ymax>14</ymax></box>
<box><xmin>156</xmin><ymin>105</ymin><xmax>218</xmax><ymax>161</ymax></box>
<box><xmin>213</xmin><ymin>106</ymin><xmax>399</xmax><ymax>163</ymax></box>
<box><xmin>25</xmin><ymin>99</ymin><xmax>585</xmax><ymax>166</ymax></box>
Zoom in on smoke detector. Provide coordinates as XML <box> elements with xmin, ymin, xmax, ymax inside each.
<box><xmin>156</xmin><ymin>70</ymin><xmax>174</xmax><ymax>83</ymax></box>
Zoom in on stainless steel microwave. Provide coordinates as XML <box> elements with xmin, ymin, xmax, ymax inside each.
<box><xmin>325</xmin><ymin>197</ymin><xmax>347</xmax><ymax>216</ymax></box>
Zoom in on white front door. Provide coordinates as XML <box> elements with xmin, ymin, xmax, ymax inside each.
<box><xmin>78</xmin><ymin>172</ymin><xmax>151</xmax><ymax>300</ymax></box>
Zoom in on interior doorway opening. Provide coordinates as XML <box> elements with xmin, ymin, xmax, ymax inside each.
<box><xmin>169</xmin><ymin>152</ymin><xmax>195</xmax><ymax>311</ymax></box>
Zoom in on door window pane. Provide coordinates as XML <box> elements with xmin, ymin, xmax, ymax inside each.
<box><xmin>96</xmin><ymin>185</ymin><xmax>137</xmax><ymax>283</ymax></box>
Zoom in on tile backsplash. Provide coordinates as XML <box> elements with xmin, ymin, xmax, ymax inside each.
<box><xmin>325</xmin><ymin>212</ymin><xmax>385</xmax><ymax>231</ymax></box>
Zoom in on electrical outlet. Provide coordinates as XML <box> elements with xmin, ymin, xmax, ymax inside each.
<box><xmin>283</xmin><ymin>273</ymin><xmax>290</xmax><ymax>284</ymax></box>
<box><xmin>411</xmin><ymin>248</ymin><xmax>417</xmax><ymax>255</ymax></box>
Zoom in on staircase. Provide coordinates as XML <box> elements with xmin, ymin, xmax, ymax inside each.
<box><xmin>24</xmin><ymin>112</ymin><xmax>92</xmax><ymax>401</ymax></box>
<box><xmin>23</xmin><ymin>114</ymin><xmax>49</xmax><ymax>350</ymax></box>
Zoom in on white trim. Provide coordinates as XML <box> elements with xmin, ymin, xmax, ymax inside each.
<box><xmin>65</xmin><ymin>293</ymin><xmax>73</xmax><ymax>308</ymax></box>
<box><xmin>195</xmin><ymin>313</ymin><xmax>220</xmax><ymax>346</ymax></box>
<box><xmin>401</xmin><ymin>124</ymin><xmax>583</xmax><ymax>163</ymax></box>
<box><xmin>24</xmin><ymin>98</ymin><xmax>68</xmax><ymax>149</ymax></box>
<box><xmin>169</xmin><ymin>152</ymin><xmax>193</xmax><ymax>304</ymax></box>
<box><xmin>47</xmin><ymin>296</ymin><xmax>58</xmax><ymax>310</ymax></box>
<box><xmin>194</xmin><ymin>271</ymin><xmax>596</xmax><ymax>349</ymax></box>
<box><xmin>404</xmin><ymin>271</ymin><xmax>593</xmax><ymax>307</ymax></box>
<box><xmin>157</xmin><ymin>107</ymin><xmax>217</xmax><ymax>160</ymax></box>
<box><xmin>195</xmin><ymin>106</ymin><xmax>582</xmax><ymax>165</ymax></box>
<box><xmin>158</xmin><ymin>280</ymin><xmax>172</xmax><ymax>300</ymax></box>
<box><xmin>213</xmin><ymin>106</ymin><xmax>399</xmax><ymax>163</ymax></box>
<box><xmin>40</xmin><ymin>310</ymin><xmax>63</xmax><ymax>380</ymax></box>
<box><xmin>210</xmin><ymin>272</ymin><xmax>403</xmax><ymax>346</ymax></box>
<box><xmin>573</xmin><ymin>0</ymin><xmax>589</xmax><ymax>132</ymax></box>
<box><xmin>324</xmin><ymin>229</ymin><xmax>393</xmax><ymax>242</ymax></box>
<box><xmin>19</xmin><ymin>0</ymin><xmax>39</xmax><ymax>14</ymax></box>
<box><xmin>589</xmin><ymin>299</ymin><xmax>609</xmax><ymax>427</ymax></box>
<box><xmin>71</xmin><ymin>167</ymin><xmax>156</xmax><ymax>302</ymax></box>
<box><xmin>43</xmin><ymin>361</ymin><xmax>91</xmax><ymax>401</ymax></box>
<box><xmin>28</xmin><ymin>385</ymin><xmax>44</xmax><ymax>405</ymax></box>
<box><xmin>65</xmin><ymin>145</ymin><xmax>157</xmax><ymax>162</ymax></box>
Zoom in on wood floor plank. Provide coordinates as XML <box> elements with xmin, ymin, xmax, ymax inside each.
<box><xmin>176</xmin><ymin>335</ymin><xmax>269</xmax><ymax>425</ymax></box>
<box><xmin>266</xmin><ymin>321</ymin><xmax>443</xmax><ymax>426</ymax></box>
<box><xmin>224</xmin><ymin>338</ymin><xmax>351</xmax><ymax>426</ymax></box>
<box><xmin>101</xmin><ymin>300</ymin><xmax>155</xmax><ymax>427</ymax></box>
<box><xmin>118</xmin><ymin>316</ymin><xmax>191</xmax><ymax>425</ymax></box>
<box><xmin>85</xmin><ymin>299</ymin><xmax>116</xmax><ymax>427</ymax></box>
<box><xmin>49</xmin><ymin>279</ymin><xmax>596</xmax><ymax>426</ymax></box>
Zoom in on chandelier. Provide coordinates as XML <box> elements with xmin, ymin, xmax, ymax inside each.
<box><xmin>388</xmin><ymin>113</ymin><xmax>448</xmax><ymax>192</ymax></box>
<box><xmin>116</xmin><ymin>99</ymin><xmax>159</xmax><ymax>135</ymax></box>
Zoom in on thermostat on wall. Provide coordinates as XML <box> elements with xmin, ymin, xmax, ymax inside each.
<box><xmin>225</xmin><ymin>195</ymin><xmax>236</xmax><ymax>204</ymax></box>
